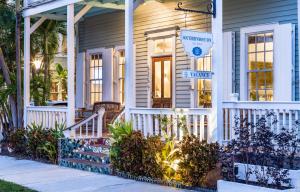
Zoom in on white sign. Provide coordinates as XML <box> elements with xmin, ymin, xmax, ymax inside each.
<box><xmin>182</xmin><ymin>70</ymin><xmax>213</xmax><ymax>79</ymax></box>
<box><xmin>180</xmin><ymin>29</ymin><xmax>213</xmax><ymax>58</ymax></box>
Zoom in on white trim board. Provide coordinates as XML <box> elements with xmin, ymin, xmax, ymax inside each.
<box><xmin>298</xmin><ymin>0</ymin><xmax>300</xmax><ymax>100</ymax></box>
<box><xmin>23</xmin><ymin>0</ymin><xmax>83</xmax><ymax>17</ymax></box>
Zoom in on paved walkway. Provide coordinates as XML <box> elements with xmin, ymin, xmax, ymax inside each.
<box><xmin>0</xmin><ymin>156</ymin><xmax>187</xmax><ymax>192</ymax></box>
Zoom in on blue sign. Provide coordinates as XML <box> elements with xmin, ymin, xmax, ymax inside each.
<box><xmin>182</xmin><ymin>70</ymin><xmax>213</xmax><ymax>79</ymax></box>
<box><xmin>180</xmin><ymin>30</ymin><xmax>213</xmax><ymax>59</ymax></box>
<box><xmin>192</xmin><ymin>47</ymin><xmax>202</xmax><ymax>57</ymax></box>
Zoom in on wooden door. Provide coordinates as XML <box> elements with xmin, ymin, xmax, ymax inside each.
<box><xmin>152</xmin><ymin>57</ymin><xmax>172</xmax><ymax>108</ymax></box>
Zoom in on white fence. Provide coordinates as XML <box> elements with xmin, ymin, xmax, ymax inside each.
<box><xmin>129</xmin><ymin>108</ymin><xmax>211</xmax><ymax>141</ymax></box>
<box><xmin>223</xmin><ymin>101</ymin><xmax>300</xmax><ymax>141</ymax></box>
<box><xmin>26</xmin><ymin>106</ymin><xmax>67</xmax><ymax>129</ymax></box>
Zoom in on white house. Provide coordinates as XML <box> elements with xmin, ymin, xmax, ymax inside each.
<box><xmin>22</xmin><ymin>0</ymin><xmax>300</xmax><ymax>142</ymax></box>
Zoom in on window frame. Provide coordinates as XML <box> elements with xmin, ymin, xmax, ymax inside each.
<box><xmin>145</xmin><ymin>28</ymin><xmax>177</xmax><ymax>108</ymax></box>
<box><xmin>86</xmin><ymin>48</ymin><xmax>106</xmax><ymax>108</ymax></box>
<box><xmin>240</xmin><ymin>24</ymin><xmax>278</xmax><ymax>101</ymax></box>
<box><xmin>246</xmin><ymin>32</ymin><xmax>274</xmax><ymax>101</ymax></box>
<box><xmin>195</xmin><ymin>50</ymin><xmax>213</xmax><ymax>108</ymax></box>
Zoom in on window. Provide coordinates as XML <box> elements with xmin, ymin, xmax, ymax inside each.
<box><xmin>247</xmin><ymin>32</ymin><xmax>273</xmax><ymax>101</ymax></box>
<box><xmin>197</xmin><ymin>51</ymin><xmax>212</xmax><ymax>108</ymax></box>
<box><xmin>89</xmin><ymin>53</ymin><xmax>103</xmax><ymax>105</ymax></box>
<box><xmin>118</xmin><ymin>50</ymin><xmax>125</xmax><ymax>105</ymax></box>
<box><xmin>154</xmin><ymin>38</ymin><xmax>172</xmax><ymax>54</ymax></box>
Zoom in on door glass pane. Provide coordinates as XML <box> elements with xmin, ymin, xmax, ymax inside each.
<box><xmin>154</xmin><ymin>61</ymin><xmax>162</xmax><ymax>98</ymax></box>
<box><xmin>163</xmin><ymin>61</ymin><xmax>171</xmax><ymax>98</ymax></box>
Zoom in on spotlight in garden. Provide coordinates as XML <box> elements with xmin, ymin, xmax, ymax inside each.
<box><xmin>33</xmin><ymin>58</ymin><xmax>42</xmax><ymax>70</ymax></box>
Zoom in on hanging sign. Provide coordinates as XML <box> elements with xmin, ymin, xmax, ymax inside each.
<box><xmin>180</xmin><ymin>29</ymin><xmax>213</xmax><ymax>58</ymax></box>
<box><xmin>182</xmin><ymin>70</ymin><xmax>213</xmax><ymax>79</ymax></box>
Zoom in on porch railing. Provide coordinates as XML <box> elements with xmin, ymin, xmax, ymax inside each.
<box><xmin>66</xmin><ymin>108</ymin><xmax>105</xmax><ymax>139</ymax></box>
<box><xmin>26</xmin><ymin>106</ymin><xmax>67</xmax><ymax>129</ymax></box>
<box><xmin>129</xmin><ymin>108</ymin><xmax>211</xmax><ymax>141</ymax></box>
<box><xmin>223</xmin><ymin>101</ymin><xmax>300</xmax><ymax>141</ymax></box>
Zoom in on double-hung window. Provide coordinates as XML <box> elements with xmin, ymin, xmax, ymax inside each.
<box><xmin>247</xmin><ymin>32</ymin><xmax>273</xmax><ymax>101</ymax></box>
<box><xmin>241</xmin><ymin>23</ymin><xmax>294</xmax><ymax>101</ymax></box>
<box><xmin>197</xmin><ymin>51</ymin><xmax>212</xmax><ymax>108</ymax></box>
<box><xmin>89</xmin><ymin>53</ymin><xmax>103</xmax><ymax>105</ymax></box>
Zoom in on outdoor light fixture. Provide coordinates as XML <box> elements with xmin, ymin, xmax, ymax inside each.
<box><xmin>32</xmin><ymin>58</ymin><xmax>42</xmax><ymax>70</ymax></box>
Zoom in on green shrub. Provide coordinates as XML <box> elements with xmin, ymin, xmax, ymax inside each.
<box><xmin>156</xmin><ymin>138</ymin><xmax>181</xmax><ymax>181</ymax></box>
<box><xmin>8</xmin><ymin>128</ymin><xmax>27</xmax><ymax>155</ymax></box>
<box><xmin>112</xmin><ymin>131</ymin><xmax>145</xmax><ymax>176</ymax></box>
<box><xmin>8</xmin><ymin>122</ymin><xmax>65</xmax><ymax>164</ymax></box>
<box><xmin>37</xmin><ymin>122</ymin><xmax>65</xmax><ymax>163</ymax></box>
<box><xmin>143</xmin><ymin>136</ymin><xmax>164</xmax><ymax>179</ymax></box>
<box><xmin>178</xmin><ymin>135</ymin><xmax>220</xmax><ymax>187</ymax></box>
<box><xmin>27</xmin><ymin>123</ymin><xmax>48</xmax><ymax>158</ymax></box>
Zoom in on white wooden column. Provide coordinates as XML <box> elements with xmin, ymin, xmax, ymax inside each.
<box><xmin>210</xmin><ymin>0</ymin><xmax>223</xmax><ymax>143</ymax></box>
<box><xmin>124</xmin><ymin>0</ymin><xmax>134</xmax><ymax>120</ymax></box>
<box><xmin>23</xmin><ymin>16</ymin><xmax>31</xmax><ymax>128</ymax></box>
<box><xmin>67</xmin><ymin>4</ymin><xmax>75</xmax><ymax>128</ymax></box>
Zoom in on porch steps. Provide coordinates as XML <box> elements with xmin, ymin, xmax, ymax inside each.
<box><xmin>59</xmin><ymin>137</ymin><xmax>112</xmax><ymax>175</ymax></box>
<box><xmin>60</xmin><ymin>158</ymin><xmax>111</xmax><ymax>174</ymax></box>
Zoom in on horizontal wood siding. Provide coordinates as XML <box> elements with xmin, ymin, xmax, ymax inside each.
<box><xmin>223</xmin><ymin>0</ymin><xmax>299</xmax><ymax>100</ymax></box>
<box><xmin>79</xmin><ymin>0</ymin><xmax>212</xmax><ymax>108</ymax></box>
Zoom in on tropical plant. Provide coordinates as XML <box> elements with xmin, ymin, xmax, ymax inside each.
<box><xmin>37</xmin><ymin>141</ymin><xmax>57</xmax><ymax>164</ymax></box>
<box><xmin>142</xmin><ymin>135</ymin><xmax>164</xmax><ymax>179</ymax></box>
<box><xmin>112</xmin><ymin>131</ymin><xmax>145</xmax><ymax>176</ymax></box>
<box><xmin>26</xmin><ymin>123</ymin><xmax>48</xmax><ymax>158</ymax></box>
<box><xmin>178</xmin><ymin>135</ymin><xmax>220</xmax><ymax>187</ymax></box>
<box><xmin>31</xmin><ymin>20</ymin><xmax>66</xmax><ymax>104</ymax></box>
<box><xmin>54</xmin><ymin>63</ymin><xmax>67</xmax><ymax>100</ymax></box>
<box><xmin>156</xmin><ymin>138</ymin><xmax>181</xmax><ymax>181</ymax></box>
<box><xmin>8</xmin><ymin>128</ymin><xmax>27</xmax><ymax>154</ymax></box>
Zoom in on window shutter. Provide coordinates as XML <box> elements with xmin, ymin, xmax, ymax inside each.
<box><xmin>103</xmin><ymin>48</ymin><xmax>114</xmax><ymax>101</ymax></box>
<box><xmin>274</xmin><ymin>23</ymin><xmax>295</xmax><ymax>101</ymax></box>
<box><xmin>76</xmin><ymin>52</ymin><xmax>85</xmax><ymax>108</ymax></box>
<box><xmin>223</xmin><ymin>31</ymin><xmax>235</xmax><ymax>100</ymax></box>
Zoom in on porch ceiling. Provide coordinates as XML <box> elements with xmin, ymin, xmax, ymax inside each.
<box><xmin>23</xmin><ymin>0</ymin><xmax>127</xmax><ymax>19</ymax></box>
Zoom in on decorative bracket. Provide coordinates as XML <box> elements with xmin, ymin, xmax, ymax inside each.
<box><xmin>175</xmin><ymin>0</ymin><xmax>216</xmax><ymax>18</ymax></box>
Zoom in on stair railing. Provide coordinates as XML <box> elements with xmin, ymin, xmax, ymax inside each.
<box><xmin>65</xmin><ymin>108</ymin><xmax>105</xmax><ymax>139</ymax></box>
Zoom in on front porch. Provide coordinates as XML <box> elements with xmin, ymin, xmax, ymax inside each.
<box><xmin>22</xmin><ymin>0</ymin><xmax>300</xmax><ymax>143</ymax></box>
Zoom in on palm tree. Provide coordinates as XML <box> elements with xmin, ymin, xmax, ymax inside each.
<box><xmin>0</xmin><ymin>1</ymin><xmax>18</xmax><ymax>128</ymax></box>
<box><xmin>31</xmin><ymin>20</ymin><xmax>66</xmax><ymax>105</ymax></box>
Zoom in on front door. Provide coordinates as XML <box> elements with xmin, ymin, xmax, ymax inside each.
<box><xmin>152</xmin><ymin>57</ymin><xmax>172</xmax><ymax>108</ymax></box>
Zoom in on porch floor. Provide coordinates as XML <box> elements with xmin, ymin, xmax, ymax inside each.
<box><xmin>0</xmin><ymin>156</ymin><xmax>186</xmax><ymax>192</ymax></box>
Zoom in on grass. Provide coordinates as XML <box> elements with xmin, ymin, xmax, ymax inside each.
<box><xmin>0</xmin><ymin>179</ymin><xmax>37</xmax><ymax>192</ymax></box>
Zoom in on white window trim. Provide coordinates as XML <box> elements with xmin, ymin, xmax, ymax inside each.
<box><xmin>146</xmin><ymin>29</ymin><xmax>177</xmax><ymax>108</ymax></box>
<box><xmin>85</xmin><ymin>48</ymin><xmax>106</xmax><ymax>108</ymax></box>
<box><xmin>114</xmin><ymin>45</ymin><xmax>125</xmax><ymax>105</ymax></box>
<box><xmin>240</xmin><ymin>23</ymin><xmax>278</xmax><ymax>101</ymax></box>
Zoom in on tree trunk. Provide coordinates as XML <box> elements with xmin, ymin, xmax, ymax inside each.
<box><xmin>0</xmin><ymin>48</ymin><xmax>17</xmax><ymax>128</ymax></box>
<box><xmin>16</xmin><ymin>0</ymin><xmax>23</xmax><ymax>128</ymax></box>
